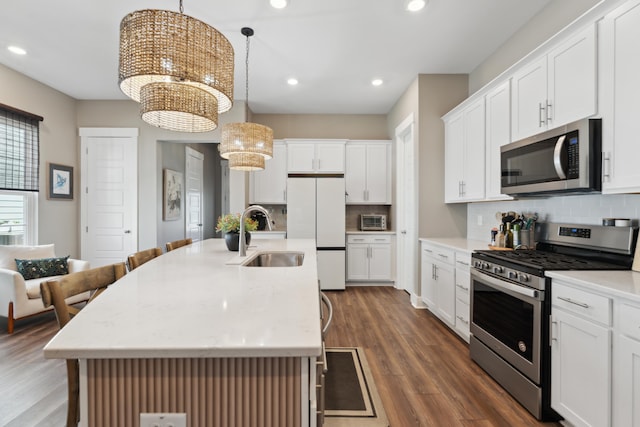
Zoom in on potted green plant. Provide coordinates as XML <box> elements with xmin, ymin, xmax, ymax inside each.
<box><xmin>216</xmin><ymin>213</ymin><xmax>258</xmax><ymax>251</ymax></box>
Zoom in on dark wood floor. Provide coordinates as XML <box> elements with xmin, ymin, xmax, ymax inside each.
<box><xmin>0</xmin><ymin>287</ymin><xmax>561</xmax><ymax>426</ymax></box>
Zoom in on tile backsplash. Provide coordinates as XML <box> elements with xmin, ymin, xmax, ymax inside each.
<box><xmin>467</xmin><ymin>194</ymin><xmax>640</xmax><ymax>243</ymax></box>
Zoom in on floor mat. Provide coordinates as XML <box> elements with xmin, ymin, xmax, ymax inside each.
<box><xmin>323</xmin><ymin>347</ymin><xmax>389</xmax><ymax>427</ymax></box>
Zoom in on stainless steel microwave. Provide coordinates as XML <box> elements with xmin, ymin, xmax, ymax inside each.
<box><xmin>501</xmin><ymin>118</ymin><xmax>601</xmax><ymax>196</ymax></box>
<box><xmin>360</xmin><ymin>214</ymin><xmax>387</xmax><ymax>231</ymax></box>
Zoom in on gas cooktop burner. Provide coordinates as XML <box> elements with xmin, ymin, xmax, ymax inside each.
<box><xmin>474</xmin><ymin>249</ymin><xmax>630</xmax><ymax>271</ymax></box>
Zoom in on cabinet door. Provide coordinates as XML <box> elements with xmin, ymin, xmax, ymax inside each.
<box><xmin>485</xmin><ymin>81</ymin><xmax>513</xmax><ymax>200</ymax></box>
<box><xmin>365</xmin><ymin>143</ymin><xmax>391</xmax><ymax>204</ymax></box>
<box><xmin>601</xmin><ymin>0</ymin><xmax>640</xmax><ymax>194</ymax></box>
<box><xmin>369</xmin><ymin>243</ymin><xmax>391</xmax><ymax>281</ymax></box>
<box><xmin>316</xmin><ymin>143</ymin><xmax>345</xmax><ymax>173</ymax></box>
<box><xmin>547</xmin><ymin>24</ymin><xmax>597</xmax><ymax>129</ymax></box>
<box><xmin>347</xmin><ymin>243</ymin><xmax>369</xmax><ymax>281</ymax></box>
<box><xmin>511</xmin><ymin>56</ymin><xmax>547</xmax><ymax>141</ymax></box>
<box><xmin>421</xmin><ymin>251</ymin><xmax>437</xmax><ymax>309</ymax></box>
<box><xmin>434</xmin><ymin>260</ymin><xmax>456</xmax><ymax>327</ymax></box>
<box><xmin>444</xmin><ymin>112</ymin><xmax>465</xmax><ymax>203</ymax></box>
<box><xmin>251</xmin><ymin>142</ymin><xmax>287</xmax><ymax>204</ymax></box>
<box><xmin>613</xmin><ymin>334</ymin><xmax>640</xmax><ymax>427</ymax></box>
<box><xmin>551</xmin><ymin>308</ymin><xmax>611</xmax><ymax>427</ymax></box>
<box><xmin>345</xmin><ymin>144</ymin><xmax>367</xmax><ymax>203</ymax></box>
<box><xmin>462</xmin><ymin>99</ymin><xmax>486</xmax><ymax>201</ymax></box>
<box><xmin>287</xmin><ymin>143</ymin><xmax>316</xmax><ymax>173</ymax></box>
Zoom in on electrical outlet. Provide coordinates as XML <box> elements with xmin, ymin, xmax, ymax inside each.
<box><xmin>140</xmin><ymin>413</ymin><xmax>187</xmax><ymax>427</ymax></box>
<box><xmin>477</xmin><ymin>215</ymin><xmax>483</xmax><ymax>226</ymax></box>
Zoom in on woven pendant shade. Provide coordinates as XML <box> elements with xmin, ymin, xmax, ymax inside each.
<box><xmin>219</xmin><ymin>122</ymin><xmax>274</xmax><ymax>159</ymax></box>
<box><xmin>118</xmin><ymin>8</ymin><xmax>234</xmax><ymax>132</ymax></box>
<box><xmin>140</xmin><ymin>83</ymin><xmax>218</xmax><ymax>132</ymax></box>
<box><xmin>228</xmin><ymin>152</ymin><xmax>266</xmax><ymax>171</ymax></box>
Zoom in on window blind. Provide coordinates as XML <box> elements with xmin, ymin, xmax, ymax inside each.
<box><xmin>0</xmin><ymin>103</ymin><xmax>42</xmax><ymax>192</ymax></box>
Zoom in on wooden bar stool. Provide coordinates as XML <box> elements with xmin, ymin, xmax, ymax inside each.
<box><xmin>126</xmin><ymin>247</ymin><xmax>162</xmax><ymax>271</ymax></box>
<box><xmin>165</xmin><ymin>238</ymin><xmax>193</xmax><ymax>252</ymax></box>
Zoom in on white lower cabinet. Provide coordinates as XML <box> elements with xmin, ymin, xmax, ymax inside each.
<box><xmin>346</xmin><ymin>234</ymin><xmax>392</xmax><ymax>282</ymax></box>
<box><xmin>454</xmin><ymin>252</ymin><xmax>471</xmax><ymax>342</ymax></box>
<box><xmin>420</xmin><ymin>242</ymin><xmax>456</xmax><ymax>328</ymax></box>
<box><xmin>551</xmin><ymin>281</ymin><xmax>612</xmax><ymax>427</ymax></box>
<box><xmin>613</xmin><ymin>302</ymin><xmax>640</xmax><ymax>427</ymax></box>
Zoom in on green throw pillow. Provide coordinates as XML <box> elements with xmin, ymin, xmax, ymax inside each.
<box><xmin>15</xmin><ymin>256</ymin><xmax>70</xmax><ymax>280</ymax></box>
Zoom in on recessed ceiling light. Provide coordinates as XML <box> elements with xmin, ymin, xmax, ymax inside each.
<box><xmin>406</xmin><ymin>0</ymin><xmax>427</xmax><ymax>12</ymax></box>
<box><xmin>287</xmin><ymin>78</ymin><xmax>298</xmax><ymax>86</ymax></box>
<box><xmin>371</xmin><ymin>79</ymin><xmax>383</xmax><ymax>87</ymax></box>
<box><xmin>270</xmin><ymin>0</ymin><xmax>288</xmax><ymax>9</ymax></box>
<box><xmin>8</xmin><ymin>46</ymin><xmax>26</xmax><ymax>55</ymax></box>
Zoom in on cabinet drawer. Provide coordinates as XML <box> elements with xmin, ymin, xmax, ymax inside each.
<box><xmin>455</xmin><ymin>281</ymin><xmax>470</xmax><ymax>305</ymax></box>
<box><xmin>421</xmin><ymin>244</ymin><xmax>454</xmax><ymax>265</ymax></box>
<box><xmin>455</xmin><ymin>251</ymin><xmax>472</xmax><ymax>271</ymax></box>
<box><xmin>347</xmin><ymin>234</ymin><xmax>391</xmax><ymax>244</ymax></box>
<box><xmin>455</xmin><ymin>299</ymin><xmax>470</xmax><ymax>331</ymax></box>
<box><xmin>552</xmin><ymin>282</ymin><xmax>612</xmax><ymax>326</ymax></box>
<box><xmin>618</xmin><ymin>303</ymin><xmax>640</xmax><ymax>341</ymax></box>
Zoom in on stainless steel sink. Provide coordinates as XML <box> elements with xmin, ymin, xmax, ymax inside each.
<box><xmin>242</xmin><ymin>251</ymin><xmax>305</xmax><ymax>267</ymax></box>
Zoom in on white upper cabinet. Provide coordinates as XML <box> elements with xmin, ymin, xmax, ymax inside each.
<box><xmin>444</xmin><ymin>97</ymin><xmax>486</xmax><ymax>203</ymax></box>
<box><xmin>484</xmin><ymin>80</ymin><xmax>513</xmax><ymax>200</ymax></box>
<box><xmin>511</xmin><ymin>24</ymin><xmax>597</xmax><ymax>141</ymax></box>
<box><xmin>287</xmin><ymin>140</ymin><xmax>346</xmax><ymax>173</ymax></box>
<box><xmin>345</xmin><ymin>141</ymin><xmax>391</xmax><ymax>204</ymax></box>
<box><xmin>600</xmin><ymin>0</ymin><xmax>640</xmax><ymax>194</ymax></box>
<box><xmin>250</xmin><ymin>141</ymin><xmax>287</xmax><ymax>204</ymax></box>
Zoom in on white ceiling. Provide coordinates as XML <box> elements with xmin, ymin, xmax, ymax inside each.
<box><xmin>0</xmin><ymin>0</ymin><xmax>551</xmax><ymax>115</ymax></box>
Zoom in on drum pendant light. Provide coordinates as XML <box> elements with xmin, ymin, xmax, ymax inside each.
<box><xmin>219</xmin><ymin>27</ymin><xmax>273</xmax><ymax>170</ymax></box>
<box><xmin>118</xmin><ymin>0</ymin><xmax>234</xmax><ymax>132</ymax></box>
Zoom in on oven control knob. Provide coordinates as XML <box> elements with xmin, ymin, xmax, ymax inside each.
<box><xmin>474</xmin><ymin>261</ymin><xmax>482</xmax><ymax>268</ymax></box>
<box><xmin>508</xmin><ymin>271</ymin><xmax>518</xmax><ymax>280</ymax></box>
<box><xmin>518</xmin><ymin>273</ymin><xmax>530</xmax><ymax>283</ymax></box>
<box><xmin>493</xmin><ymin>266</ymin><xmax>504</xmax><ymax>274</ymax></box>
<box><xmin>482</xmin><ymin>262</ymin><xmax>491</xmax><ymax>270</ymax></box>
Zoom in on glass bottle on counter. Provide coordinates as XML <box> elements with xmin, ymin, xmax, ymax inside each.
<box><xmin>505</xmin><ymin>222</ymin><xmax>514</xmax><ymax>248</ymax></box>
<box><xmin>497</xmin><ymin>224</ymin><xmax>505</xmax><ymax>248</ymax></box>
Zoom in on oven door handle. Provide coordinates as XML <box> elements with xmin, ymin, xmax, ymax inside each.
<box><xmin>472</xmin><ymin>269</ymin><xmax>540</xmax><ymax>300</ymax></box>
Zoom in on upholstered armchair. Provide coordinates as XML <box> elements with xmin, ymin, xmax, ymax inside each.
<box><xmin>0</xmin><ymin>244</ymin><xmax>90</xmax><ymax>333</ymax></box>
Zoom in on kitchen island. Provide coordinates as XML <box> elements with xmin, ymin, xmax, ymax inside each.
<box><xmin>44</xmin><ymin>238</ymin><xmax>322</xmax><ymax>427</ymax></box>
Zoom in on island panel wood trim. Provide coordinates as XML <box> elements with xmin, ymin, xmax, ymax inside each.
<box><xmin>86</xmin><ymin>357</ymin><xmax>302</xmax><ymax>427</ymax></box>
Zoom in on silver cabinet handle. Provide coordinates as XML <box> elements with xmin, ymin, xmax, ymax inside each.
<box><xmin>539</xmin><ymin>102</ymin><xmax>545</xmax><ymax>127</ymax></box>
<box><xmin>423</xmin><ymin>248</ymin><xmax>433</xmax><ymax>253</ymax></box>
<box><xmin>557</xmin><ymin>296</ymin><xmax>589</xmax><ymax>309</ymax></box>
<box><xmin>602</xmin><ymin>152</ymin><xmax>611</xmax><ymax>181</ymax></box>
<box><xmin>456</xmin><ymin>283</ymin><xmax>469</xmax><ymax>291</ymax></box>
<box><xmin>456</xmin><ymin>315</ymin><xmax>469</xmax><ymax>325</ymax></box>
<box><xmin>438</xmin><ymin>253</ymin><xmax>449</xmax><ymax>259</ymax></box>
<box><xmin>546</xmin><ymin>100</ymin><xmax>553</xmax><ymax>122</ymax></box>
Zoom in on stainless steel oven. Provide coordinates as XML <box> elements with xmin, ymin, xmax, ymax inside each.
<box><xmin>470</xmin><ymin>268</ymin><xmax>543</xmax><ymax>384</ymax></box>
<box><xmin>470</xmin><ymin>222</ymin><xmax>636</xmax><ymax>422</ymax></box>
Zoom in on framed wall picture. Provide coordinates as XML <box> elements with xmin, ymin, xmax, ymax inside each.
<box><xmin>48</xmin><ymin>163</ymin><xmax>73</xmax><ymax>200</ymax></box>
<box><xmin>163</xmin><ymin>169</ymin><xmax>183</xmax><ymax>220</ymax></box>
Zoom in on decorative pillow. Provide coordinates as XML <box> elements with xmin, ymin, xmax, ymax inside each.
<box><xmin>15</xmin><ymin>256</ymin><xmax>70</xmax><ymax>280</ymax></box>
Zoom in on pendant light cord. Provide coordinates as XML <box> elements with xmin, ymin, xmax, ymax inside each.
<box><xmin>179</xmin><ymin>0</ymin><xmax>184</xmax><ymax>14</ymax></box>
<box><xmin>245</xmin><ymin>33</ymin><xmax>250</xmax><ymax>109</ymax></box>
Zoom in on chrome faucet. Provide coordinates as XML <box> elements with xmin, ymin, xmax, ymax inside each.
<box><xmin>239</xmin><ymin>205</ymin><xmax>273</xmax><ymax>257</ymax></box>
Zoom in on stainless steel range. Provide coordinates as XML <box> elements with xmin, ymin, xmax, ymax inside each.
<box><xmin>470</xmin><ymin>222</ymin><xmax>637</xmax><ymax>421</ymax></box>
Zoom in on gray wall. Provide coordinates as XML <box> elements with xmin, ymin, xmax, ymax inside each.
<box><xmin>252</xmin><ymin>114</ymin><xmax>389</xmax><ymax>140</ymax></box>
<box><xmin>469</xmin><ymin>0</ymin><xmax>601</xmax><ymax>93</ymax></box>
<box><xmin>0</xmin><ymin>63</ymin><xmax>79</xmax><ymax>257</ymax></box>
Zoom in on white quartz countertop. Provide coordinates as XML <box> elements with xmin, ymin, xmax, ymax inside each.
<box><xmin>346</xmin><ymin>230</ymin><xmax>395</xmax><ymax>235</ymax></box>
<box><xmin>44</xmin><ymin>238</ymin><xmax>322</xmax><ymax>359</ymax></box>
<box><xmin>419</xmin><ymin>237</ymin><xmax>488</xmax><ymax>254</ymax></box>
<box><xmin>547</xmin><ymin>270</ymin><xmax>640</xmax><ymax>303</ymax></box>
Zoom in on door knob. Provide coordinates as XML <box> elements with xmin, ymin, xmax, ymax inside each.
<box><xmin>124</xmin><ymin>230</ymin><xmax>131</xmax><ymax>234</ymax></box>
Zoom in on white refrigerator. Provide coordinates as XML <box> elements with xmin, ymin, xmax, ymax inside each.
<box><xmin>287</xmin><ymin>177</ymin><xmax>346</xmax><ymax>290</ymax></box>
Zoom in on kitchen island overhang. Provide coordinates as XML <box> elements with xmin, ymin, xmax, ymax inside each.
<box><xmin>44</xmin><ymin>238</ymin><xmax>323</xmax><ymax>427</ymax></box>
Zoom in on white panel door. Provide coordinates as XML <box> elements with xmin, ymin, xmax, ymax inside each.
<box><xmin>185</xmin><ymin>147</ymin><xmax>204</xmax><ymax>242</ymax></box>
<box><xmin>316</xmin><ymin>178</ymin><xmax>345</xmax><ymax>248</ymax></box>
<box><xmin>286</xmin><ymin>178</ymin><xmax>316</xmax><ymax>239</ymax></box>
<box><xmin>396</xmin><ymin>115</ymin><xmax>417</xmax><ymax>294</ymax></box>
<box><xmin>485</xmin><ymin>80</ymin><xmax>513</xmax><ymax>200</ymax></box>
<box><xmin>366</xmin><ymin>143</ymin><xmax>391</xmax><ymax>204</ymax></box>
<box><xmin>345</xmin><ymin>144</ymin><xmax>367</xmax><ymax>203</ymax></box>
<box><xmin>317</xmin><ymin>250</ymin><xmax>345</xmax><ymax>290</ymax></box>
<box><xmin>82</xmin><ymin>134</ymin><xmax>137</xmax><ymax>267</ymax></box>
<box><xmin>511</xmin><ymin>56</ymin><xmax>547</xmax><ymax>141</ymax></box>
